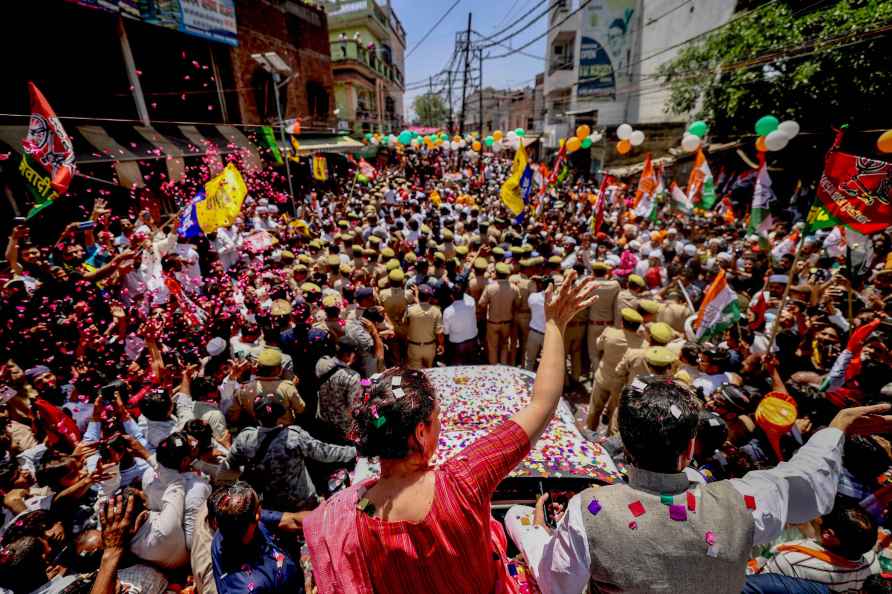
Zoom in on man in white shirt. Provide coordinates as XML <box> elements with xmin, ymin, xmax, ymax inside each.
<box><xmin>525</xmin><ymin>279</ymin><xmax>550</xmax><ymax>371</ymax></box>
<box><xmin>506</xmin><ymin>380</ymin><xmax>892</xmax><ymax>594</ymax></box>
<box><xmin>442</xmin><ymin>283</ymin><xmax>478</xmax><ymax>365</ymax></box>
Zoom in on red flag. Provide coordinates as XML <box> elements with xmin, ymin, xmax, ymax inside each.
<box><xmin>547</xmin><ymin>143</ymin><xmax>567</xmax><ymax>186</ymax></box>
<box><xmin>817</xmin><ymin>133</ymin><xmax>892</xmax><ymax>234</ymax></box>
<box><xmin>593</xmin><ymin>174</ymin><xmax>611</xmax><ymax>234</ymax></box>
<box><xmin>22</xmin><ymin>82</ymin><xmax>75</xmax><ymax>195</ymax></box>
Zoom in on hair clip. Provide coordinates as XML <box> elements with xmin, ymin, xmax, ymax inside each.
<box><xmin>392</xmin><ymin>387</ymin><xmax>405</xmax><ymax>400</ymax></box>
<box><xmin>372</xmin><ymin>415</ymin><xmax>387</xmax><ymax>428</ymax></box>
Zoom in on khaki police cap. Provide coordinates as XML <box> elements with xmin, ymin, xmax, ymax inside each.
<box><xmin>473</xmin><ymin>257</ymin><xmax>489</xmax><ymax>270</ymax></box>
<box><xmin>647</xmin><ymin>322</ymin><xmax>674</xmax><ymax>345</ymax></box>
<box><xmin>388</xmin><ymin>268</ymin><xmax>406</xmax><ymax>282</ymax></box>
<box><xmin>645</xmin><ymin>346</ymin><xmax>677</xmax><ymax>368</ymax></box>
<box><xmin>495</xmin><ymin>262</ymin><xmax>512</xmax><ymax>275</ymax></box>
<box><xmin>629</xmin><ymin>274</ymin><xmax>646</xmax><ymax>288</ymax></box>
<box><xmin>639</xmin><ymin>299</ymin><xmax>660</xmax><ymax>315</ymax></box>
<box><xmin>621</xmin><ymin>308</ymin><xmax>643</xmax><ymax>324</ymax></box>
<box><xmin>381</xmin><ymin>247</ymin><xmax>395</xmax><ymax>258</ymax></box>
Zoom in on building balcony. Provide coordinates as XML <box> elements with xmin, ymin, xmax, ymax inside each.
<box><xmin>324</xmin><ymin>0</ymin><xmax>391</xmax><ymax>39</ymax></box>
<box><xmin>332</xmin><ymin>40</ymin><xmax>402</xmax><ymax>85</ymax></box>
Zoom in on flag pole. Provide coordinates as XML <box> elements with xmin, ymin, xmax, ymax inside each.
<box><xmin>676</xmin><ymin>280</ymin><xmax>696</xmax><ymax>314</ymax></box>
<box><xmin>767</xmin><ymin>234</ymin><xmax>807</xmax><ymax>351</ymax></box>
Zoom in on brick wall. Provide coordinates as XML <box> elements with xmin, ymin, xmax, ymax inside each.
<box><xmin>231</xmin><ymin>0</ymin><xmax>334</xmax><ymax>126</ymax></box>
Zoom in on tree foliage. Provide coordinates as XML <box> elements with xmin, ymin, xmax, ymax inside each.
<box><xmin>412</xmin><ymin>93</ymin><xmax>448</xmax><ymax>128</ymax></box>
<box><xmin>658</xmin><ymin>0</ymin><xmax>892</xmax><ymax>137</ymax></box>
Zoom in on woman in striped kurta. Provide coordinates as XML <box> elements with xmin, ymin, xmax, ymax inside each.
<box><xmin>305</xmin><ymin>271</ymin><xmax>598</xmax><ymax>594</ymax></box>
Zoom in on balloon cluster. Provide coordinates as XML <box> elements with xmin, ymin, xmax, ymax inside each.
<box><xmin>681</xmin><ymin>120</ymin><xmax>709</xmax><ymax>152</ymax></box>
<box><xmin>754</xmin><ymin>116</ymin><xmax>800</xmax><ymax>152</ymax></box>
<box><xmin>562</xmin><ymin>125</ymin><xmax>603</xmax><ymax>154</ymax></box>
<box><xmin>616</xmin><ymin>123</ymin><xmax>645</xmax><ymax>155</ymax></box>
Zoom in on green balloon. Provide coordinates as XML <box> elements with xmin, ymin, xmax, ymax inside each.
<box><xmin>398</xmin><ymin>131</ymin><xmax>412</xmax><ymax>145</ymax></box>
<box><xmin>581</xmin><ymin>137</ymin><xmax>593</xmax><ymax>149</ymax></box>
<box><xmin>515</xmin><ymin>128</ymin><xmax>525</xmax><ymax>137</ymax></box>
<box><xmin>440</xmin><ymin>133</ymin><xmax>449</xmax><ymax>141</ymax></box>
<box><xmin>364</xmin><ymin>132</ymin><xmax>373</xmax><ymax>140</ymax></box>
<box><xmin>688</xmin><ymin>120</ymin><xmax>709</xmax><ymax>138</ymax></box>
<box><xmin>485</xmin><ymin>136</ymin><xmax>494</xmax><ymax>146</ymax></box>
<box><xmin>755</xmin><ymin>115</ymin><xmax>779</xmax><ymax>137</ymax></box>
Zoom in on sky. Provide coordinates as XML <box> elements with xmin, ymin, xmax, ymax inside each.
<box><xmin>390</xmin><ymin>0</ymin><xmax>548</xmax><ymax>120</ymax></box>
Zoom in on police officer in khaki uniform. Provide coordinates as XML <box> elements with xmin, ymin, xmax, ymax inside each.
<box><xmin>617</xmin><ymin>274</ymin><xmax>646</xmax><ymax>314</ymax></box>
<box><xmin>510</xmin><ymin>258</ymin><xmax>538</xmax><ymax>366</ymax></box>
<box><xmin>564</xmin><ymin>306</ymin><xmax>588</xmax><ymax>382</ymax></box>
<box><xmin>468</xmin><ymin>257</ymin><xmax>490</xmax><ymax>357</ymax></box>
<box><xmin>657</xmin><ymin>289</ymin><xmax>692</xmax><ymax>334</ymax></box>
<box><xmin>403</xmin><ymin>284</ymin><xmax>444</xmax><ymax>369</ymax></box>
<box><xmin>587</xmin><ymin>262</ymin><xmax>621</xmax><ymax>374</ymax></box>
<box><xmin>479</xmin><ymin>262</ymin><xmax>519</xmax><ymax>365</ymax></box>
<box><xmin>586</xmin><ymin>308</ymin><xmax>645</xmax><ymax>431</ymax></box>
<box><xmin>614</xmin><ymin>322</ymin><xmax>678</xmax><ymax>390</ymax></box>
<box><xmin>607</xmin><ymin>345</ymin><xmax>678</xmax><ymax>434</ymax></box>
<box><xmin>380</xmin><ymin>268</ymin><xmax>411</xmax><ymax>365</ymax></box>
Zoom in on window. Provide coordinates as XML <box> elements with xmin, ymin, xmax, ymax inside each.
<box><xmin>306</xmin><ymin>81</ymin><xmax>329</xmax><ymax>119</ymax></box>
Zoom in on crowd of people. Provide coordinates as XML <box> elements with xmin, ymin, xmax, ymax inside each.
<box><xmin>0</xmin><ymin>142</ymin><xmax>892</xmax><ymax>594</ymax></box>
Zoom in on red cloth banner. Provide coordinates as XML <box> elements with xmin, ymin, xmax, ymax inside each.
<box><xmin>817</xmin><ymin>148</ymin><xmax>892</xmax><ymax>234</ymax></box>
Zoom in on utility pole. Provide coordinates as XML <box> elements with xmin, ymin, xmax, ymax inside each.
<box><xmin>447</xmin><ymin>69</ymin><xmax>453</xmax><ymax>134</ymax></box>
<box><xmin>428</xmin><ymin>76</ymin><xmax>433</xmax><ymax>128</ymax></box>
<box><xmin>477</xmin><ymin>48</ymin><xmax>483</xmax><ymax>139</ymax></box>
<box><xmin>459</xmin><ymin>12</ymin><xmax>472</xmax><ymax>136</ymax></box>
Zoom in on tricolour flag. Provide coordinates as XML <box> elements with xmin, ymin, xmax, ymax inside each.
<box><xmin>671</xmin><ymin>181</ymin><xmax>693</xmax><ymax>214</ymax></box>
<box><xmin>592</xmin><ymin>174</ymin><xmax>610</xmax><ymax>233</ymax></box>
<box><xmin>771</xmin><ymin>228</ymin><xmax>800</xmax><ymax>262</ymax></box>
<box><xmin>749</xmin><ymin>161</ymin><xmax>774</xmax><ymax>237</ymax></box>
<box><xmin>687</xmin><ymin>148</ymin><xmax>717</xmax><ymax>210</ymax></box>
<box><xmin>500</xmin><ymin>142</ymin><xmax>533</xmax><ymax>216</ymax></box>
<box><xmin>717</xmin><ymin>196</ymin><xmax>735</xmax><ymax>225</ymax></box>
<box><xmin>359</xmin><ymin>158</ymin><xmax>376</xmax><ymax>180</ymax></box>
<box><xmin>694</xmin><ymin>268</ymin><xmax>741</xmax><ymax>343</ymax></box>
<box><xmin>632</xmin><ymin>154</ymin><xmax>658</xmax><ymax>221</ymax></box>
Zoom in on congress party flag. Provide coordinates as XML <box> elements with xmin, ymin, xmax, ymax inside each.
<box><xmin>687</xmin><ymin>148</ymin><xmax>717</xmax><ymax>210</ymax></box>
<box><xmin>749</xmin><ymin>161</ymin><xmax>774</xmax><ymax>238</ymax></box>
<box><xmin>694</xmin><ymin>268</ymin><xmax>741</xmax><ymax>343</ymax></box>
<box><xmin>670</xmin><ymin>181</ymin><xmax>693</xmax><ymax>214</ymax></box>
<box><xmin>500</xmin><ymin>142</ymin><xmax>533</xmax><ymax>216</ymax></box>
<box><xmin>359</xmin><ymin>158</ymin><xmax>376</xmax><ymax>180</ymax></box>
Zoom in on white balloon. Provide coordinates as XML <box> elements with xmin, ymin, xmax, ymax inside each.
<box><xmin>617</xmin><ymin>123</ymin><xmax>633</xmax><ymax>140</ymax></box>
<box><xmin>681</xmin><ymin>134</ymin><xmax>701</xmax><ymax>152</ymax></box>
<box><xmin>629</xmin><ymin>130</ymin><xmax>645</xmax><ymax>146</ymax></box>
<box><xmin>492</xmin><ymin>140</ymin><xmax>503</xmax><ymax>153</ymax></box>
<box><xmin>589</xmin><ymin>132</ymin><xmax>603</xmax><ymax>143</ymax></box>
<box><xmin>459</xmin><ymin>140</ymin><xmax>467</xmax><ymax>148</ymax></box>
<box><xmin>778</xmin><ymin>120</ymin><xmax>800</xmax><ymax>138</ymax></box>
<box><xmin>764</xmin><ymin>130</ymin><xmax>790</xmax><ymax>151</ymax></box>
<box><xmin>506</xmin><ymin>131</ymin><xmax>518</xmax><ymax>142</ymax></box>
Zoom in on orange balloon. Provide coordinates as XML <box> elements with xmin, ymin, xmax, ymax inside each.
<box><xmin>493</xmin><ymin>130</ymin><xmax>503</xmax><ymax>142</ymax></box>
<box><xmin>472</xmin><ymin>140</ymin><xmax>482</xmax><ymax>151</ymax></box>
<box><xmin>756</xmin><ymin>136</ymin><xmax>767</xmax><ymax>152</ymax></box>
<box><xmin>878</xmin><ymin>130</ymin><xmax>892</xmax><ymax>154</ymax></box>
<box><xmin>576</xmin><ymin>124</ymin><xmax>591</xmax><ymax>140</ymax></box>
<box><xmin>617</xmin><ymin>139</ymin><xmax>631</xmax><ymax>154</ymax></box>
<box><xmin>588</xmin><ymin>192</ymin><xmax>598</xmax><ymax>205</ymax></box>
<box><xmin>566</xmin><ymin>137</ymin><xmax>582</xmax><ymax>153</ymax></box>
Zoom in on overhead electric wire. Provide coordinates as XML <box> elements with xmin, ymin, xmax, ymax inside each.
<box><xmin>485</xmin><ymin>0</ymin><xmax>593</xmax><ymax>59</ymax></box>
<box><xmin>406</xmin><ymin>0</ymin><xmax>462</xmax><ymax>58</ymax></box>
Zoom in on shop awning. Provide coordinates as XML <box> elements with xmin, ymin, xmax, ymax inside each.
<box><xmin>280</xmin><ymin>134</ymin><xmax>365</xmax><ymax>156</ymax></box>
<box><xmin>0</xmin><ymin>121</ymin><xmax>261</xmax><ymax>189</ymax></box>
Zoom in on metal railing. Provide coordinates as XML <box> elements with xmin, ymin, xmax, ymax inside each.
<box><xmin>331</xmin><ymin>40</ymin><xmax>398</xmax><ymax>83</ymax></box>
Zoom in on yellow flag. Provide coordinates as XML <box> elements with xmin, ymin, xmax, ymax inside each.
<box><xmin>196</xmin><ymin>163</ymin><xmax>247</xmax><ymax>233</ymax></box>
<box><xmin>500</xmin><ymin>143</ymin><xmax>529</xmax><ymax>215</ymax></box>
<box><xmin>312</xmin><ymin>154</ymin><xmax>328</xmax><ymax>181</ymax></box>
<box><xmin>290</xmin><ymin>137</ymin><xmax>301</xmax><ymax>163</ymax></box>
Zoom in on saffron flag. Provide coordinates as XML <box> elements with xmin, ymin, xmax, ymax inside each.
<box><xmin>718</xmin><ymin>196</ymin><xmax>736</xmax><ymax>225</ymax></box>
<box><xmin>500</xmin><ymin>142</ymin><xmax>533</xmax><ymax>216</ymax></box>
<box><xmin>312</xmin><ymin>154</ymin><xmax>328</xmax><ymax>181</ymax></box>
<box><xmin>694</xmin><ymin>268</ymin><xmax>741</xmax><ymax>343</ymax></box>
<box><xmin>633</xmin><ymin>154</ymin><xmax>657</xmax><ymax>207</ymax></box>
<box><xmin>179</xmin><ymin>163</ymin><xmax>248</xmax><ymax>237</ymax></box>
<box><xmin>687</xmin><ymin>148</ymin><xmax>717</xmax><ymax>210</ymax></box>
<box><xmin>430</xmin><ymin>190</ymin><xmax>442</xmax><ymax>207</ymax></box>
<box><xmin>815</xmin><ymin>145</ymin><xmax>892</xmax><ymax>234</ymax></box>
